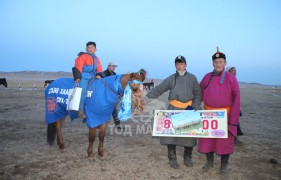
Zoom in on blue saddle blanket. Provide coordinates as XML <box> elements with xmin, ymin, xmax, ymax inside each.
<box><xmin>45</xmin><ymin>75</ymin><xmax>123</xmax><ymax>128</ymax></box>
<box><xmin>45</xmin><ymin>78</ymin><xmax>78</xmax><ymax>124</ymax></box>
<box><xmin>84</xmin><ymin>75</ymin><xmax>123</xmax><ymax>128</ymax></box>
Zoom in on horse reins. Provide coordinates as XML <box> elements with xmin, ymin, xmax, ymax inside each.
<box><xmin>96</xmin><ymin>78</ymin><xmax>123</xmax><ymax>102</ymax></box>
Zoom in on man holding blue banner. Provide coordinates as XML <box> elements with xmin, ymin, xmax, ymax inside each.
<box><xmin>144</xmin><ymin>55</ymin><xmax>201</xmax><ymax>169</ymax></box>
<box><xmin>72</xmin><ymin>42</ymin><xmax>104</xmax><ymax>118</ymax></box>
<box><xmin>199</xmin><ymin>47</ymin><xmax>240</xmax><ymax>174</ymax></box>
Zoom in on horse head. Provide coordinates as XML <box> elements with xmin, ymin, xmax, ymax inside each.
<box><xmin>129</xmin><ymin>69</ymin><xmax>146</xmax><ymax>93</ymax></box>
<box><xmin>121</xmin><ymin>69</ymin><xmax>146</xmax><ymax>93</ymax></box>
<box><xmin>118</xmin><ymin>69</ymin><xmax>147</xmax><ymax>119</ymax></box>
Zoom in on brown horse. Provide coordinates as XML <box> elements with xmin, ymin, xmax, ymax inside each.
<box><xmin>46</xmin><ymin>69</ymin><xmax>146</xmax><ymax>159</ymax></box>
<box><xmin>132</xmin><ymin>89</ymin><xmax>145</xmax><ymax>115</ymax></box>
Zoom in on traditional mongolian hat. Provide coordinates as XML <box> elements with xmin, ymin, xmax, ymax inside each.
<box><xmin>212</xmin><ymin>47</ymin><xmax>226</xmax><ymax>61</ymax></box>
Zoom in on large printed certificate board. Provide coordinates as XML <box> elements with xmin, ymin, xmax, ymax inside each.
<box><xmin>152</xmin><ymin>110</ymin><xmax>228</xmax><ymax>138</ymax></box>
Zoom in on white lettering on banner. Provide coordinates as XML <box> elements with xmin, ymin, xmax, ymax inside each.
<box><xmin>60</xmin><ymin>89</ymin><xmax>70</xmax><ymax>95</ymax></box>
<box><xmin>48</xmin><ymin>88</ymin><xmax>59</xmax><ymax>94</ymax></box>
<box><xmin>65</xmin><ymin>98</ymin><xmax>69</xmax><ymax>105</ymax></box>
<box><xmin>87</xmin><ymin>91</ymin><xmax>93</xmax><ymax>97</ymax></box>
<box><xmin>123</xmin><ymin>125</ymin><xmax>132</xmax><ymax>136</ymax></box>
<box><xmin>57</xmin><ymin>97</ymin><xmax>65</xmax><ymax>104</ymax></box>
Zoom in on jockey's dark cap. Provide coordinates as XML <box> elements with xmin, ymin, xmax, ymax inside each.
<box><xmin>175</xmin><ymin>55</ymin><xmax>186</xmax><ymax>64</ymax></box>
<box><xmin>86</xmin><ymin>41</ymin><xmax>96</xmax><ymax>48</ymax></box>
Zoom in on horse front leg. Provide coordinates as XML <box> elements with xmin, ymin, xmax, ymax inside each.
<box><xmin>87</xmin><ymin>128</ymin><xmax>96</xmax><ymax>158</ymax></box>
<box><xmin>98</xmin><ymin>123</ymin><xmax>107</xmax><ymax>157</ymax></box>
<box><xmin>55</xmin><ymin>117</ymin><xmax>66</xmax><ymax>149</ymax></box>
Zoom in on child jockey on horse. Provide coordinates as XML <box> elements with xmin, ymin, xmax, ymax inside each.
<box><xmin>72</xmin><ymin>41</ymin><xmax>104</xmax><ymax>118</ymax></box>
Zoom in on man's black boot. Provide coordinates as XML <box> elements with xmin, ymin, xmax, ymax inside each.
<box><xmin>167</xmin><ymin>145</ymin><xmax>179</xmax><ymax>169</ymax></box>
<box><xmin>184</xmin><ymin>146</ymin><xmax>193</xmax><ymax>167</ymax></box>
<box><xmin>220</xmin><ymin>154</ymin><xmax>230</xmax><ymax>174</ymax></box>
<box><xmin>202</xmin><ymin>152</ymin><xmax>214</xmax><ymax>172</ymax></box>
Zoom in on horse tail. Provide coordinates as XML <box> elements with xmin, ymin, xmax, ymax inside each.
<box><xmin>47</xmin><ymin>123</ymin><xmax>56</xmax><ymax>146</ymax></box>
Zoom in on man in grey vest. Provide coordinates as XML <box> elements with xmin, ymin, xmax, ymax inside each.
<box><xmin>144</xmin><ymin>55</ymin><xmax>201</xmax><ymax>169</ymax></box>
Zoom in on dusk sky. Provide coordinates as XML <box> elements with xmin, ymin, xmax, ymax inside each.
<box><xmin>1</xmin><ymin>0</ymin><xmax>281</xmax><ymax>85</ymax></box>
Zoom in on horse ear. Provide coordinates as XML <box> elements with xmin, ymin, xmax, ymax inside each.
<box><xmin>139</xmin><ymin>69</ymin><xmax>146</xmax><ymax>81</ymax></box>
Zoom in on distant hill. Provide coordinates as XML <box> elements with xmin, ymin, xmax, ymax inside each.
<box><xmin>239</xmin><ymin>81</ymin><xmax>263</xmax><ymax>86</ymax></box>
<box><xmin>0</xmin><ymin>71</ymin><xmax>280</xmax><ymax>87</ymax></box>
<box><xmin>0</xmin><ymin>71</ymin><xmax>72</xmax><ymax>82</ymax></box>
<box><xmin>0</xmin><ymin>70</ymin><xmax>71</xmax><ymax>75</ymax></box>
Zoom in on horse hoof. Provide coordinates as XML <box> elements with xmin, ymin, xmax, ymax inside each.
<box><xmin>59</xmin><ymin>144</ymin><xmax>65</xmax><ymax>149</ymax></box>
<box><xmin>98</xmin><ymin>151</ymin><xmax>104</xmax><ymax>157</ymax></box>
<box><xmin>88</xmin><ymin>153</ymin><xmax>94</xmax><ymax>158</ymax></box>
<box><xmin>88</xmin><ymin>156</ymin><xmax>95</xmax><ymax>163</ymax></box>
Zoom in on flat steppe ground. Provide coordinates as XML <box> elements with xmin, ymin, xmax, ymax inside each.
<box><xmin>0</xmin><ymin>71</ymin><xmax>280</xmax><ymax>180</ymax></box>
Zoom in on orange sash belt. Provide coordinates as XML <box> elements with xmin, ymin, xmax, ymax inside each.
<box><xmin>204</xmin><ymin>104</ymin><xmax>231</xmax><ymax>113</ymax></box>
<box><xmin>169</xmin><ymin>100</ymin><xmax>192</xmax><ymax>109</ymax></box>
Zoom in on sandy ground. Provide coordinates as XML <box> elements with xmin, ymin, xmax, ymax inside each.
<box><xmin>0</xmin><ymin>72</ymin><xmax>281</xmax><ymax>180</ymax></box>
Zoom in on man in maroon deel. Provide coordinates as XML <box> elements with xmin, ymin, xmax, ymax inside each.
<box><xmin>198</xmin><ymin>47</ymin><xmax>240</xmax><ymax>174</ymax></box>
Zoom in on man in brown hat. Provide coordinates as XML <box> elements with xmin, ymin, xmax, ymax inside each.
<box><xmin>198</xmin><ymin>47</ymin><xmax>240</xmax><ymax>174</ymax></box>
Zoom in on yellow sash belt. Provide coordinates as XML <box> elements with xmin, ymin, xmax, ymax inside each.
<box><xmin>169</xmin><ymin>100</ymin><xmax>192</xmax><ymax>109</ymax></box>
<box><xmin>204</xmin><ymin>104</ymin><xmax>231</xmax><ymax>113</ymax></box>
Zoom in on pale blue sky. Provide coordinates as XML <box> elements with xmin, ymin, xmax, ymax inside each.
<box><xmin>1</xmin><ymin>0</ymin><xmax>281</xmax><ymax>85</ymax></box>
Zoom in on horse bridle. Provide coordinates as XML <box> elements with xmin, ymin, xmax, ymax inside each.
<box><xmin>96</xmin><ymin>74</ymin><xmax>143</xmax><ymax>102</ymax></box>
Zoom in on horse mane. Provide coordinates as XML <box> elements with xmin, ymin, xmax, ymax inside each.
<box><xmin>130</xmin><ymin>69</ymin><xmax>147</xmax><ymax>82</ymax></box>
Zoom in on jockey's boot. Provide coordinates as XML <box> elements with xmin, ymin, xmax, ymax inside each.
<box><xmin>167</xmin><ymin>145</ymin><xmax>179</xmax><ymax>169</ymax></box>
<box><xmin>202</xmin><ymin>152</ymin><xmax>214</xmax><ymax>172</ymax></box>
<box><xmin>220</xmin><ymin>154</ymin><xmax>230</xmax><ymax>174</ymax></box>
<box><xmin>183</xmin><ymin>146</ymin><xmax>193</xmax><ymax>167</ymax></box>
<box><xmin>78</xmin><ymin>109</ymin><xmax>86</xmax><ymax>119</ymax></box>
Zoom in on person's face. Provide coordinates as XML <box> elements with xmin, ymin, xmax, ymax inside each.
<box><xmin>175</xmin><ymin>62</ymin><xmax>187</xmax><ymax>71</ymax></box>
<box><xmin>108</xmin><ymin>65</ymin><xmax>116</xmax><ymax>71</ymax></box>
<box><xmin>213</xmin><ymin>58</ymin><xmax>226</xmax><ymax>72</ymax></box>
<box><xmin>86</xmin><ymin>45</ymin><xmax>96</xmax><ymax>54</ymax></box>
<box><xmin>229</xmin><ymin>68</ymin><xmax>236</xmax><ymax>76</ymax></box>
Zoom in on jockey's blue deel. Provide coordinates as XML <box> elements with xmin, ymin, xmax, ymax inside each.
<box><xmin>83</xmin><ymin>75</ymin><xmax>123</xmax><ymax>128</ymax></box>
<box><xmin>86</xmin><ymin>53</ymin><xmax>97</xmax><ymax>75</ymax></box>
<box><xmin>79</xmin><ymin>53</ymin><xmax>98</xmax><ymax>111</ymax></box>
<box><xmin>118</xmin><ymin>80</ymin><xmax>143</xmax><ymax>121</ymax></box>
